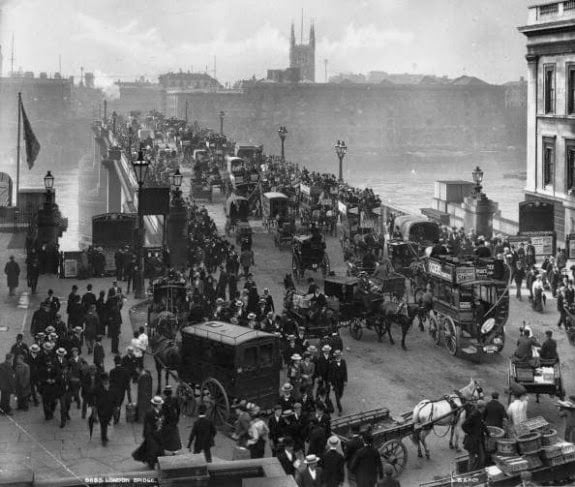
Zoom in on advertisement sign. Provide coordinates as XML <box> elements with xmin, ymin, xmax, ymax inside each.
<box><xmin>338</xmin><ymin>201</ymin><xmax>347</xmax><ymax>214</ymax></box>
<box><xmin>64</xmin><ymin>259</ymin><xmax>78</xmax><ymax>278</ymax></box>
<box><xmin>429</xmin><ymin>261</ymin><xmax>453</xmax><ymax>281</ymax></box>
<box><xmin>455</xmin><ymin>267</ymin><xmax>475</xmax><ymax>284</ymax></box>
<box><xmin>300</xmin><ymin>184</ymin><xmax>311</xmax><ymax>196</ymax></box>
<box><xmin>529</xmin><ymin>234</ymin><xmax>554</xmax><ymax>256</ymax></box>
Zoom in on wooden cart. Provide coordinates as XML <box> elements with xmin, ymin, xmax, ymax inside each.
<box><xmin>507</xmin><ymin>359</ymin><xmax>565</xmax><ymax>404</ymax></box>
<box><xmin>331</xmin><ymin>407</ymin><xmax>413</xmax><ymax>477</ymax></box>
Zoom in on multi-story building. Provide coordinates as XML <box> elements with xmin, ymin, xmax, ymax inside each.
<box><xmin>519</xmin><ymin>0</ymin><xmax>575</xmax><ymax>241</ymax></box>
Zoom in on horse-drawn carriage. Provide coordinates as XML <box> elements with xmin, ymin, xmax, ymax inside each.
<box><xmin>179</xmin><ymin>321</ymin><xmax>281</xmax><ymax>425</ymax></box>
<box><xmin>508</xmin><ymin>358</ymin><xmax>565</xmax><ymax>404</ymax></box>
<box><xmin>291</xmin><ymin>234</ymin><xmax>330</xmax><ymax>280</ymax></box>
<box><xmin>225</xmin><ymin>194</ymin><xmax>250</xmax><ymax>236</ymax></box>
<box><xmin>283</xmin><ymin>290</ymin><xmax>339</xmax><ymax>339</ymax></box>
<box><xmin>425</xmin><ymin>255</ymin><xmax>510</xmax><ymax>360</ymax></box>
<box><xmin>147</xmin><ymin>275</ymin><xmax>189</xmax><ymax>337</ymax></box>
<box><xmin>274</xmin><ymin>221</ymin><xmax>296</xmax><ymax>250</ymax></box>
<box><xmin>261</xmin><ymin>191</ymin><xmax>289</xmax><ymax>231</ymax></box>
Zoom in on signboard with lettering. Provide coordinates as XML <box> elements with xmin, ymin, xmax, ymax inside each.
<box><xmin>521</xmin><ymin>231</ymin><xmax>555</xmax><ymax>256</ymax></box>
<box><xmin>64</xmin><ymin>259</ymin><xmax>78</xmax><ymax>278</ymax></box>
<box><xmin>428</xmin><ymin>261</ymin><xmax>453</xmax><ymax>282</ymax></box>
<box><xmin>455</xmin><ymin>267</ymin><xmax>475</xmax><ymax>284</ymax></box>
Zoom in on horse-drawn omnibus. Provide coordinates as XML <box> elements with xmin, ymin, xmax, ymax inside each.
<box><xmin>179</xmin><ymin>321</ymin><xmax>281</xmax><ymax>425</ymax></box>
<box><xmin>261</xmin><ymin>191</ymin><xmax>289</xmax><ymax>231</ymax></box>
<box><xmin>424</xmin><ymin>255</ymin><xmax>510</xmax><ymax>360</ymax></box>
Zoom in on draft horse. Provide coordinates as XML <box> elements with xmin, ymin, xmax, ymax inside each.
<box><xmin>379</xmin><ymin>299</ymin><xmax>418</xmax><ymax>350</ymax></box>
<box><xmin>148</xmin><ymin>311</ymin><xmax>182</xmax><ymax>395</ymax></box>
<box><xmin>410</xmin><ymin>378</ymin><xmax>484</xmax><ymax>458</ymax></box>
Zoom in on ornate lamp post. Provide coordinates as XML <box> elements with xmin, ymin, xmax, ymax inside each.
<box><xmin>44</xmin><ymin>170</ymin><xmax>55</xmax><ymax>205</ymax></box>
<box><xmin>335</xmin><ymin>140</ymin><xmax>348</xmax><ymax>182</ymax></box>
<box><xmin>472</xmin><ymin>165</ymin><xmax>484</xmax><ymax>197</ymax></box>
<box><xmin>170</xmin><ymin>168</ymin><xmax>183</xmax><ymax>205</ymax></box>
<box><xmin>132</xmin><ymin>151</ymin><xmax>150</xmax><ymax>299</ymax></box>
<box><xmin>219</xmin><ymin>111</ymin><xmax>225</xmax><ymax>135</ymax></box>
<box><xmin>278</xmin><ymin>126</ymin><xmax>288</xmax><ymax>162</ymax></box>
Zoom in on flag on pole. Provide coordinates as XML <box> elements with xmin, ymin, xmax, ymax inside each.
<box><xmin>20</xmin><ymin>101</ymin><xmax>41</xmax><ymax>169</ymax></box>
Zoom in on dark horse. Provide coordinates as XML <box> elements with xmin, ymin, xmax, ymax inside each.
<box><xmin>378</xmin><ymin>300</ymin><xmax>418</xmax><ymax>350</ymax></box>
<box><xmin>149</xmin><ymin>311</ymin><xmax>182</xmax><ymax>395</ymax></box>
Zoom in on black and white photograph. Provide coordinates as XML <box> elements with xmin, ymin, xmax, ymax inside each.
<box><xmin>0</xmin><ymin>1</ymin><xmax>575</xmax><ymax>486</ymax></box>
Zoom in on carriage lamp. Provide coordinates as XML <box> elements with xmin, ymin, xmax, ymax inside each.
<box><xmin>335</xmin><ymin>140</ymin><xmax>348</xmax><ymax>182</ymax></box>
<box><xmin>472</xmin><ymin>166</ymin><xmax>484</xmax><ymax>196</ymax></box>
<box><xmin>278</xmin><ymin>126</ymin><xmax>288</xmax><ymax>162</ymax></box>
<box><xmin>44</xmin><ymin>171</ymin><xmax>54</xmax><ymax>191</ymax></box>
<box><xmin>170</xmin><ymin>168</ymin><xmax>183</xmax><ymax>188</ymax></box>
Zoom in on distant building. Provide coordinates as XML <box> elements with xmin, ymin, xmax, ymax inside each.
<box><xmin>328</xmin><ymin>73</ymin><xmax>367</xmax><ymax>84</ymax></box>
<box><xmin>158</xmin><ymin>71</ymin><xmax>223</xmax><ymax>91</ymax></box>
<box><xmin>289</xmin><ymin>22</ymin><xmax>315</xmax><ymax>82</ymax></box>
<box><xmin>266</xmin><ymin>68</ymin><xmax>300</xmax><ymax>83</ymax></box>
<box><xmin>518</xmin><ymin>1</ymin><xmax>575</xmax><ymax>241</ymax></box>
<box><xmin>114</xmin><ymin>80</ymin><xmax>164</xmax><ymax>114</ymax></box>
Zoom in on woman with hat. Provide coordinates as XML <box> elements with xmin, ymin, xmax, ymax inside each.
<box><xmin>132</xmin><ymin>396</ymin><xmax>165</xmax><ymax>469</ymax></box>
<box><xmin>160</xmin><ymin>385</ymin><xmax>182</xmax><ymax>454</ymax></box>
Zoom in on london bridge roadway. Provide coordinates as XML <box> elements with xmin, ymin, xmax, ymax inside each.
<box><xmin>0</xmin><ymin>199</ymin><xmax>573</xmax><ymax>485</ymax></box>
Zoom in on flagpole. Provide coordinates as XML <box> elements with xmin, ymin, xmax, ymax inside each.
<box><xmin>16</xmin><ymin>92</ymin><xmax>21</xmax><ymax>208</ymax></box>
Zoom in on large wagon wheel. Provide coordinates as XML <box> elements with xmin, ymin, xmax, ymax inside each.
<box><xmin>443</xmin><ymin>316</ymin><xmax>459</xmax><ymax>356</ymax></box>
<box><xmin>350</xmin><ymin>317</ymin><xmax>364</xmax><ymax>340</ymax></box>
<box><xmin>377</xmin><ymin>438</ymin><xmax>408</xmax><ymax>477</ymax></box>
<box><xmin>201</xmin><ymin>378</ymin><xmax>230</xmax><ymax>426</ymax></box>
<box><xmin>429</xmin><ymin>314</ymin><xmax>440</xmax><ymax>346</ymax></box>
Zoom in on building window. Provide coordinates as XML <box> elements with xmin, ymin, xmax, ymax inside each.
<box><xmin>567</xmin><ymin>141</ymin><xmax>575</xmax><ymax>190</ymax></box>
<box><xmin>543</xmin><ymin>137</ymin><xmax>555</xmax><ymax>187</ymax></box>
<box><xmin>544</xmin><ymin>65</ymin><xmax>556</xmax><ymax>114</ymax></box>
<box><xmin>568</xmin><ymin>64</ymin><xmax>575</xmax><ymax>114</ymax></box>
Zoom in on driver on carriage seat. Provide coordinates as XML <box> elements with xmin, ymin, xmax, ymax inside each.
<box><xmin>513</xmin><ymin>328</ymin><xmax>541</xmax><ymax>363</ymax></box>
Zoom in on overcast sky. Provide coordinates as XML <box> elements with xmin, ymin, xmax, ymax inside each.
<box><xmin>0</xmin><ymin>0</ymin><xmax>530</xmax><ymax>87</ymax></box>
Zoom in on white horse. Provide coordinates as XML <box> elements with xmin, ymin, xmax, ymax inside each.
<box><xmin>410</xmin><ymin>378</ymin><xmax>484</xmax><ymax>458</ymax></box>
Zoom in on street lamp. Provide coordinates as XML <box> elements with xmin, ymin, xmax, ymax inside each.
<box><xmin>170</xmin><ymin>168</ymin><xmax>183</xmax><ymax>188</ymax></box>
<box><xmin>335</xmin><ymin>140</ymin><xmax>348</xmax><ymax>182</ymax></box>
<box><xmin>219</xmin><ymin>111</ymin><xmax>225</xmax><ymax>135</ymax></box>
<box><xmin>132</xmin><ymin>150</ymin><xmax>150</xmax><ymax>299</ymax></box>
<box><xmin>44</xmin><ymin>171</ymin><xmax>54</xmax><ymax>191</ymax></box>
<box><xmin>278</xmin><ymin>126</ymin><xmax>288</xmax><ymax>162</ymax></box>
<box><xmin>472</xmin><ymin>165</ymin><xmax>484</xmax><ymax>196</ymax></box>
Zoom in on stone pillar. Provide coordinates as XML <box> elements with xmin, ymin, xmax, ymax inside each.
<box><xmin>525</xmin><ymin>54</ymin><xmax>539</xmax><ymax>193</ymax></box>
<box><xmin>101</xmin><ymin>159</ymin><xmax>122</xmax><ymax>213</ymax></box>
<box><xmin>463</xmin><ymin>192</ymin><xmax>499</xmax><ymax>240</ymax></box>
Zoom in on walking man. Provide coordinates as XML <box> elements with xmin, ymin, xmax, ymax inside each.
<box><xmin>4</xmin><ymin>255</ymin><xmax>20</xmax><ymax>296</ymax></box>
<box><xmin>321</xmin><ymin>435</ymin><xmax>345</xmax><ymax>487</ymax></box>
<box><xmin>328</xmin><ymin>349</ymin><xmax>348</xmax><ymax>416</ymax></box>
<box><xmin>0</xmin><ymin>353</ymin><xmax>16</xmax><ymax>415</ymax></box>
<box><xmin>187</xmin><ymin>404</ymin><xmax>216</xmax><ymax>462</ymax></box>
<box><xmin>14</xmin><ymin>354</ymin><xmax>31</xmax><ymax>411</ymax></box>
<box><xmin>462</xmin><ymin>400</ymin><xmax>489</xmax><ymax>471</ymax></box>
<box><xmin>95</xmin><ymin>373</ymin><xmax>117</xmax><ymax>446</ymax></box>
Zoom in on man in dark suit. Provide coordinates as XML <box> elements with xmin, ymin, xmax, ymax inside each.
<box><xmin>483</xmin><ymin>391</ymin><xmax>507</xmax><ymax>429</ymax></box>
<box><xmin>539</xmin><ymin>330</ymin><xmax>559</xmax><ymax>361</ymax></box>
<box><xmin>321</xmin><ymin>435</ymin><xmax>345</xmax><ymax>487</ymax></box>
<box><xmin>81</xmin><ymin>284</ymin><xmax>97</xmax><ymax>313</ymax></box>
<box><xmin>328</xmin><ymin>350</ymin><xmax>348</xmax><ymax>416</ymax></box>
<box><xmin>268</xmin><ymin>404</ymin><xmax>285</xmax><ymax>456</ymax></box>
<box><xmin>277</xmin><ymin>436</ymin><xmax>296</xmax><ymax>475</ymax></box>
<box><xmin>109</xmin><ymin>355</ymin><xmax>131</xmax><ymax>424</ymax></box>
<box><xmin>315</xmin><ymin>345</ymin><xmax>332</xmax><ymax>395</ymax></box>
<box><xmin>343</xmin><ymin>424</ymin><xmax>364</xmax><ymax>485</ymax></box>
<box><xmin>95</xmin><ymin>373</ymin><xmax>117</xmax><ymax>446</ymax></box>
<box><xmin>187</xmin><ymin>404</ymin><xmax>216</xmax><ymax>462</ymax></box>
<box><xmin>297</xmin><ymin>454</ymin><xmax>323</xmax><ymax>487</ymax></box>
<box><xmin>350</xmin><ymin>433</ymin><xmax>383</xmax><ymax>487</ymax></box>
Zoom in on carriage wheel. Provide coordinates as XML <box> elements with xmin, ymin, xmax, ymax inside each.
<box><xmin>378</xmin><ymin>439</ymin><xmax>408</xmax><ymax>477</ymax></box>
<box><xmin>350</xmin><ymin>318</ymin><xmax>363</xmax><ymax>340</ymax></box>
<box><xmin>429</xmin><ymin>315</ymin><xmax>440</xmax><ymax>345</ymax></box>
<box><xmin>444</xmin><ymin>317</ymin><xmax>459</xmax><ymax>356</ymax></box>
<box><xmin>201</xmin><ymin>378</ymin><xmax>230</xmax><ymax>426</ymax></box>
<box><xmin>322</xmin><ymin>254</ymin><xmax>330</xmax><ymax>277</ymax></box>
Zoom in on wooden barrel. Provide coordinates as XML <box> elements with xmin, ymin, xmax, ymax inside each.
<box><xmin>496</xmin><ymin>438</ymin><xmax>518</xmax><ymax>456</ymax></box>
<box><xmin>541</xmin><ymin>429</ymin><xmax>558</xmax><ymax>446</ymax></box>
<box><xmin>486</xmin><ymin>426</ymin><xmax>505</xmax><ymax>453</ymax></box>
<box><xmin>517</xmin><ymin>432</ymin><xmax>542</xmax><ymax>455</ymax></box>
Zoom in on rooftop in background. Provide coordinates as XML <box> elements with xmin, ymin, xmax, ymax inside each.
<box><xmin>159</xmin><ymin>71</ymin><xmax>223</xmax><ymax>91</ymax></box>
<box><xmin>523</xmin><ymin>0</ymin><xmax>575</xmax><ymax>25</ymax></box>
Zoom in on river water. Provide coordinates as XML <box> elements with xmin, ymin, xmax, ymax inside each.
<box><xmin>1</xmin><ymin>143</ymin><xmax>525</xmax><ymax>251</ymax></box>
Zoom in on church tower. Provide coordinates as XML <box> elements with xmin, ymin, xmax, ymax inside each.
<box><xmin>288</xmin><ymin>20</ymin><xmax>315</xmax><ymax>82</ymax></box>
